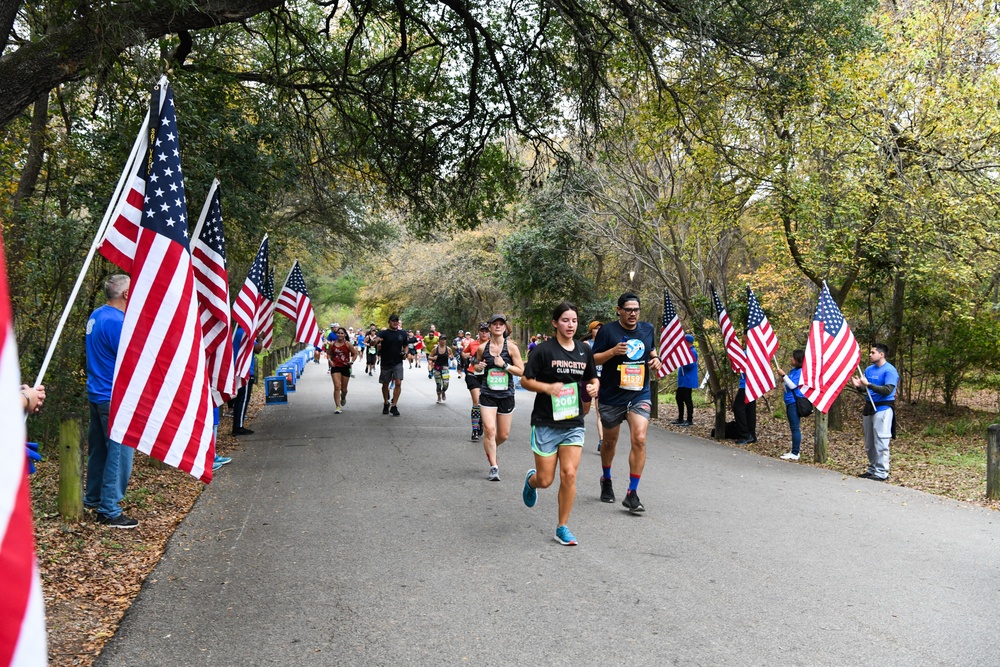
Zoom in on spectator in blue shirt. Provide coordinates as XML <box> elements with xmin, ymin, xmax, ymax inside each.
<box><xmin>851</xmin><ymin>343</ymin><xmax>898</xmax><ymax>481</ymax></box>
<box><xmin>84</xmin><ymin>275</ymin><xmax>137</xmax><ymax>529</ymax></box>
<box><xmin>670</xmin><ymin>334</ymin><xmax>698</xmax><ymax>426</ymax></box>
<box><xmin>775</xmin><ymin>349</ymin><xmax>807</xmax><ymax>461</ymax></box>
<box><xmin>232</xmin><ymin>326</ymin><xmax>262</xmax><ymax>435</ymax></box>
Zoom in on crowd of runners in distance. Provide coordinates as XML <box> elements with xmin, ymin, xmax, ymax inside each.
<box><xmin>315</xmin><ymin>292</ymin><xmax>662</xmax><ymax>547</ymax></box>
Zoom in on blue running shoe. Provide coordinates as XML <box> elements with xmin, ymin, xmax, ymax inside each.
<box><xmin>522</xmin><ymin>469</ymin><xmax>537</xmax><ymax>508</ymax></box>
<box><xmin>213</xmin><ymin>455</ymin><xmax>232</xmax><ymax>471</ymax></box>
<box><xmin>554</xmin><ymin>525</ymin><xmax>578</xmax><ymax>546</ymax></box>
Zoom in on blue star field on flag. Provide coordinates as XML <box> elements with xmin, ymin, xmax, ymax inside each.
<box><xmin>814</xmin><ymin>283</ymin><xmax>845</xmax><ymax>332</ymax></box>
<box><xmin>285</xmin><ymin>263</ymin><xmax>310</xmax><ymax>296</ymax></box>
<box><xmin>141</xmin><ymin>86</ymin><xmax>189</xmax><ymax>248</ymax></box>
<box><xmin>198</xmin><ymin>188</ymin><xmax>226</xmax><ymax>259</ymax></box>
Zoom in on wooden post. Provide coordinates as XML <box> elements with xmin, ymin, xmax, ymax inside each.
<box><xmin>650</xmin><ymin>379</ymin><xmax>658</xmax><ymax>419</ymax></box>
<box><xmin>987</xmin><ymin>425</ymin><xmax>1000</xmax><ymax>500</ymax></box>
<box><xmin>814</xmin><ymin>411</ymin><xmax>829</xmax><ymax>463</ymax></box>
<box><xmin>713</xmin><ymin>390</ymin><xmax>727</xmax><ymax>440</ymax></box>
<box><xmin>57</xmin><ymin>417</ymin><xmax>84</xmax><ymax>520</ymax></box>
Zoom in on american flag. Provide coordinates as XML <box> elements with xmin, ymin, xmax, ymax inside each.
<box><xmin>275</xmin><ymin>261</ymin><xmax>323</xmax><ymax>346</ymax></box>
<box><xmin>0</xmin><ymin>233</ymin><xmax>47</xmax><ymax>666</ymax></box>
<box><xmin>232</xmin><ymin>236</ymin><xmax>269</xmax><ymax>381</ymax></box>
<box><xmin>656</xmin><ymin>289</ymin><xmax>694</xmax><ymax>378</ymax></box>
<box><xmin>98</xmin><ymin>75</ymin><xmax>169</xmax><ymax>273</ymax></box>
<box><xmin>742</xmin><ymin>285</ymin><xmax>778</xmax><ymax>402</ymax></box>
<box><xmin>710</xmin><ymin>283</ymin><xmax>746</xmax><ymax>374</ymax></box>
<box><xmin>108</xmin><ymin>81</ymin><xmax>215</xmax><ymax>483</ymax></box>
<box><xmin>259</xmin><ymin>270</ymin><xmax>276</xmax><ymax>351</ymax></box>
<box><xmin>191</xmin><ymin>179</ymin><xmax>235</xmax><ymax>404</ymax></box>
<box><xmin>799</xmin><ymin>282</ymin><xmax>860</xmax><ymax>414</ymax></box>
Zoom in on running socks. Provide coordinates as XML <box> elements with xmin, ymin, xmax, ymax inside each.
<box><xmin>471</xmin><ymin>405</ymin><xmax>481</xmax><ymax>433</ymax></box>
<box><xmin>602</xmin><ymin>467</ymin><xmax>612</xmax><ymax>481</ymax></box>
<box><xmin>629</xmin><ymin>474</ymin><xmax>640</xmax><ymax>492</ymax></box>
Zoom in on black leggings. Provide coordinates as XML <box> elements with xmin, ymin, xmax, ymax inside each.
<box><xmin>675</xmin><ymin>387</ymin><xmax>693</xmax><ymax>421</ymax></box>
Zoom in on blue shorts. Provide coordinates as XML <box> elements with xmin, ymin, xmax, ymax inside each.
<box><xmin>531</xmin><ymin>425</ymin><xmax>586</xmax><ymax>457</ymax></box>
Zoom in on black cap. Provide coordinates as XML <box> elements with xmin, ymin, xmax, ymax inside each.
<box><xmin>488</xmin><ymin>314</ymin><xmax>506</xmax><ymax>324</ymax></box>
<box><xmin>478</xmin><ymin>322</ymin><xmax>489</xmax><ymax>330</ymax></box>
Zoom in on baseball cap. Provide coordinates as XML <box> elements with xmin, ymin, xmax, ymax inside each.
<box><xmin>478</xmin><ymin>322</ymin><xmax>489</xmax><ymax>330</ymax></box>
<box><xmin>488</xmin><ymin>314</ymin><xmax>506</xmax><ymax>324</ymax></box>
<box><xmin>588</xmin><ymin>320</ymin><xmax>602</xmax><ymax>332</ymax></box>
<box><xmin>389</xmin><ymin>314</ymin><xmax>400</xmax><ymax>322</ymax></box>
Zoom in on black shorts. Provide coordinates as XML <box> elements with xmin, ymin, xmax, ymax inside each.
<box><xmin>480</xmin><ymin>393</ymin><xmax>515</xmax><ymax>415</ymax></box>
<box><xmin>465</xmin><ymin>374</ymin><xmax>483</xmax><ymax>391</ymax></box>
<box><xmin>331</xmin><ymin>366</ymin><xmax>352</xmax><ymax>377</ymax></box>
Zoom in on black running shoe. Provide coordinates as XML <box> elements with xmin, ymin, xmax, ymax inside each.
<box><xmin>622</xmin><ymin>490</ymin><xmax>645</xmax><ymax>513</ymax></box>
<box><xmin>383</xmin><ymin>402</ymin><xmax>390</xmax><ymax>415</ymax></box>
<box><xmin>471</xmin><ymin>431</ymin><xmax>479</xmax><ymax>441</ymax></box>
<box><xmin>96</xmin><ymin>513</ymin><xmax>139</xmax><ymax>529</ymax></box>
<box><xmin>390</xmin><ymin>405</ymin><xmax>400</xmax><ymax>416</ymax></box>
<box><xmin>600</xmin><ymin>477</ymin><xmax>615</xmax><ymax>503</ymax></box>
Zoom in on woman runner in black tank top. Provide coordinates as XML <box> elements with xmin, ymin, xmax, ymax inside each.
<box><xmin>474</xmin><ymin>315</ymin><xmax>524</xmax><ymax>481</ymax></box>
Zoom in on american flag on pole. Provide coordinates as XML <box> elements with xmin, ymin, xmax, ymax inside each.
<box><xmin>98</xmin><ymin>75</ymin><xmax>169</xmax><ymax>273</ymax></box>
<box><xmin>742</xmin><ymin>285</ymin><xmax>778</xmax><ymax>403</ymax></box>
<box><xmin>656</xmin><ymin>289</ymin><xmax>694</xmax><ymax>378</ymax></box>
<box><xmin>108</xmin><ymin>80</ymin><xmax>215</xmax><ymax>483</ymax></box>
<box><xmin>191</xmin><ymin>179</ymin><xmax>235</xmax><ymax>404</ymax></box>
<box><xmin>0</xmin><ymin>233</ymin><xmax>47</xmax><ymax>666</ymax></box>
<box><xmin>259</xmin><ymin>270</ymin><xmax>275</xmax><ymax>351</ymax></box>
<box><xmin>275</xmin><ymin>261</ymin><xmax>323</xmax><ymax>346</ymax></box>
<box><xmin>232</xmin><ymin>236</ymin><xmax>269</xmax><ymax>381</ymax></box>
<box><xmin>710</xmin><ymin>283</ymin><xmax>746</xmax><ymax>374</ymax></box>
<box><xmin>799</xmin><ymin>281</ymin><xmax>860</xmax><ymax>414</ymax></box>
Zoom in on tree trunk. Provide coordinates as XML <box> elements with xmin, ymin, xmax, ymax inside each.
<box><xmin>814</xmin><ymin>411</ymin><xmax>828</xmax><ymax>463</ymax></box>
<box><xmin>7</xmin><ymin>91</ymin><xmax>48</xmax><ymax>269</ymax></box>
<box><xmin>887</xmin><ymin>272</ymin><xmax>906</xmax><ymax>363</ymax></box>
<box><xmin>828</xmin><ymin>394</ymin><xmax>843</xmax><ymax>431</ymax></box>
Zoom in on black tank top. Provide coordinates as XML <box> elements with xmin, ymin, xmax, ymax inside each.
<box><xmin>480</xmin><ymin>338</ymin><xmax>514</xmax><ymax>398</ymax></box>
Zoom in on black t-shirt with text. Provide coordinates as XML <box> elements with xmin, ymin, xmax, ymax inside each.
<box><xmin>522</xmin><ymin>338</ymin><xmax>597</xmax><ymax>427</ymax></box>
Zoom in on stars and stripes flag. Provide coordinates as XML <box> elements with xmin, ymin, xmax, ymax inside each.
<box><xmin>232</xmin><ymin>236</ymin><xmax>269</xmax><ymax>381</ymax></box>
<box><xmin>742</xmin><ymin>285</ymin><xmax>778</xmax><ymax>402</ymax></box>
<box><xmin>799</xmin><ymin>282</ymin><xmax>860</xmax><ymax>414</ymax></box>
<box><xmin>0</xmin><ymin>233</ymin><xmax>47</xmax><ymax>666</ymax></box>
<box><xmin>656</xmin><ymin>289</ymin><xmax>694</xmax><ymax>378</ymax></box>
<box><xmin>275</xmin><ymin>261</ymin><xmax>323</xmax><ymax>346</ymax></box>
<box><xmin>97</xmin><ymin>74</ymin><xmax>169</xmax><ymax>273</ymax></box>
<box><xmin>108</xmin><ymin>80</ymin><xmax>215</xmax><ymax>483</ymax></box>
<box><xmin>191</xmin><ymin>179</ymin><xmax>235</xmax><ymax>404</ymax></box>
<box><xmin>710</xmin><ymin>283</ymin><xmax>746</xmax><ymax>374</ymax></box>
<box><xmin>259</xmin><ymin>270</ymin><xmax>275</xmax><ymax>351</ymax></box>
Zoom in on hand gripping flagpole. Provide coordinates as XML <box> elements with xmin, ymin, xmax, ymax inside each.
<box><xmin>857</xmin><ymin>363</ymin><xmax>878</xmax><ymax>411</ymax></box>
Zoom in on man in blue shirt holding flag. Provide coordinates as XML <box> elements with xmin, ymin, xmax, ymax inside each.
<box><xmin>851</xmin><ymin>343</ymin><xmax>898</xmax><ymax>481</ymax></box>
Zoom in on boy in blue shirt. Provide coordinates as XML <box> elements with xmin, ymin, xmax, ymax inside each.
<box><xmin>851</xmin><ymin>343</ymin><xmax>898</xmax><ymax>481</ymax></box>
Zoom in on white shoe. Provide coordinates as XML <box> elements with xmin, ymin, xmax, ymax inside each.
<box><xmin>487</xmin><ymin>466</ymin><xmax>500</xmax><ymax>481</ymax></box>
<box><xmin>780</xmin><ymin>452</ymin><xmax>800</xmax><ymax>460</ymax></box>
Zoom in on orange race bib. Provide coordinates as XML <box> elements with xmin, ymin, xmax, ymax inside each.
<box><xmin>619</xmin><ymin>362</ymin><xmax>645</xmax><ymax>391</ymax></box>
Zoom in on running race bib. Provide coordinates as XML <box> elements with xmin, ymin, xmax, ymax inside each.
<box><xmin>619</xmin><ymin>362</ymin><xmax>645</xmax><ymax>391</ymax></box>
<box><xmin>551</xmin><ymin>384</ymin><xmax>580</xmax><ymax>421</ymax></box>
<box><xmin>441</xmin><ymin>369</ymin><xmax>450</xmax><ymax>380</ymax></box>
<box><xmin>486</xmin><ymin>368</ymin><xmax>509</xmax><ymax>390</ymax></box>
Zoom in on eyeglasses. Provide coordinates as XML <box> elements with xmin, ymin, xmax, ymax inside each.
<box><xmin>620</xmin><ymin>307</ymin><xmax>640</xmax><ymax>314</ymax></box>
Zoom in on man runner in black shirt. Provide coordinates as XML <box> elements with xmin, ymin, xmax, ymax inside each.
<box><xmin>375</xmin><ymin>314</ymin><xmax>409</xmax><ymax>415</ymax></box>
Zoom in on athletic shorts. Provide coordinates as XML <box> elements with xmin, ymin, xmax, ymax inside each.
<box><xmin>379</xmin><ymin>363</ymin><xmax>404</xmax><ymax>384</ymax></box>
<box><xmin>465</xmin><ymin>374</ymin><xmax>483</xmax><ymax>391</ymax></box>
<box><xmin>330</xmin><ymin>366</ymin><xmax>352</xmax><ymax>377</ymax></box>
<box><xmin>366</xmin><ymin>352</ymin><xmax>377</xmax><ymax>362</ymax></box>
<box><xmin>479</xmin><ymin>393</ymin><xmax>515</xmax><ymax>415</ymax></box>
<box><xmin>531</xmin><ymin>425</ymin><xmax>586</xmax><ymax>457</ymax></box>
<box><xmin>599</xmin><ymin>400</ymin><xmax>651</xmax><ymax>429</ymax></box>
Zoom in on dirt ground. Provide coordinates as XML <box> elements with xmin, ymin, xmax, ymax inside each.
<box><xmin>31</xmin><ymin>388</ymin><xmax>999</xmax><ymax>666</ymax></box>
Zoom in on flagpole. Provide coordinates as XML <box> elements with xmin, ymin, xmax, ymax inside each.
<box><xmin>280</xmin><ymin>260</ymin><xmax>296</xmax><ymax>294</ymax></box>
<box><xmin>857</xmin><ymin>363</ymin><xmax>878</xmax><ymax>411</ymax></box>
<box><xmin>30</xmin><ymin>110</ymin><xmax>152</xmax><ymax>391</ymax></box>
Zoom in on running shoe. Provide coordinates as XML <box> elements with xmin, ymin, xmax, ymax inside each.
<box><xmin>600</xmin><ymin>477</ymin><xmax>615</xmax><ymax>503</ymax></box>
<box><xmin>669</xmin><ymin>418</ymin><xmax>684</xmax><ymax>425</ymax></box>
<box><xmin>487</xmin><ymin>466</ymin><xmax>500</xmax><ymax>481</ymax></box>
<box><xmin>554</xmin><ymin>525</ymin><xmax>578</xmax><ymax>546</ymax></box>
<box><xmin>522</xmin><ymin>469</ymin><xmax>537</xmax><ymax>507</ymax></box>
<box><xmin>383</xmin><ymin>402</ymin><xmax>390</xmax><ymax>415</ymax></box>
<box><xmin>335</xmin><ymin>408</ymin><xmax>342</xmax><ymax>414</ymax></box>
<box><xmin>622</xmin><ymin>490</ymin><xmax>645</xmax><ymax>513</ymax></box>
<box><xmin>390</xmin><ymin>405</ymin><xmax>400</xmax><ymax>416</ymax></box>
<box><xmin>212</xmin><ymin>455</ymin><xmax>232</xmax><ymax>471</ymax></box>
<box><xmin>780</xmin><ymin>452</ymin><xmax>800</xmax><ymax>460</ymax></box>
<box><xmin>96</xmin><ymin>513</ymin><xmax>139</xmax><ymax>529</ymax></box>
<box><xmin>471</xmin><ymin>431</ymin><xmax>479</xmax><ymax>441</ymax></box>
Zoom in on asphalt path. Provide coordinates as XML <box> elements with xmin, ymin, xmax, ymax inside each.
<box><xmin>96</xmin><ymin>359</ymin><xmax>1000</xmax><ymax>666</ymax></box>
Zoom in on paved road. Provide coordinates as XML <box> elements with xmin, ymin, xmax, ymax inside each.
<box><xmin>96</xmin><ymin>360</ymin><xmax>1000</xmax><ymax>666</ymax></box>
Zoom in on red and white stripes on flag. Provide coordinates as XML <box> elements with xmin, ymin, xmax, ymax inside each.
<box><xmin>259</xmin><ymin>270</ymin><xmax>275</xmax><ymax>351</ymax></box>
<box><xmin>742</xmin><ymin>285</ymin><xmax>778</xmax><ymax>402</ymax></box>
<box><xmin>656</xmin><ymin>289</ymin><xmax>694</xmax><ymax>378</ymax></box>
<box><xmin>97</xmin><ymin>74</ymin><xmax>170</xmax><ymax>274</ymax></box>
<box><xmin>109</xmin><ymin>79</ymin><xmax>215</xmax><ymax>483</ymax></box>
<box><xmin>232</xmin><ymin>236</ymin><xmax>269</xmax><ymax>382</ymax></box>
<box><xmin>0</xmin><ymin>233</ymin><xmax>47</xmax><ymax>666</ymax></box>
<box><xmin>799</xmin><ymin>282</ymin><xmax>860</xmax><ymax>414</ymax></box>
<box><xmin>275</xmin><ymin>261</ymin><xmax>323</xmax><ymax>347</ymax></box>
<box><xmin>191</xmin><ymin>179</ymin><xmax>235</xmax><ymax>405</ymax></box>
<box><xmin>710</xmin><ymin>283</ymin><xmax>746</xmax><ymax>374</ymax></box>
